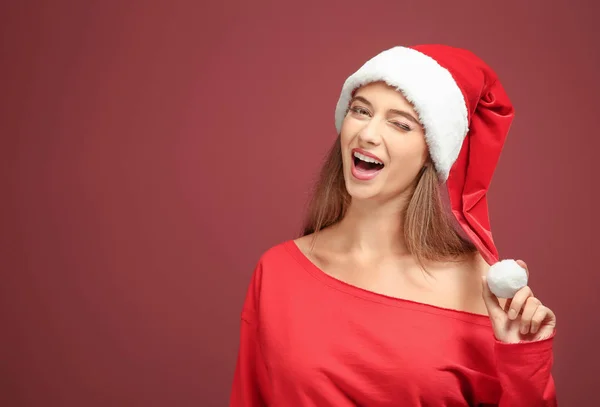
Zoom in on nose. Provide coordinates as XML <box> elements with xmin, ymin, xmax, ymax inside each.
<box><xmin>357</xmin><ymin>119</ymin><xmax>382</xmax><ymax>146</ymax></box>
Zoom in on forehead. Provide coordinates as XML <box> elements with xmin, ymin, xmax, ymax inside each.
<box><xmin>353</xmin><ymin>81</ymin><xmax>414</xmax><ymax>110</ymax></box>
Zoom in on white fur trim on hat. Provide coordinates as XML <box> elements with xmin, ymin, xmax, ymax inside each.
<box><xmin>334</xmin><ymin>46</ymin><xmax>469</xmax><ymax>181</ymax></box>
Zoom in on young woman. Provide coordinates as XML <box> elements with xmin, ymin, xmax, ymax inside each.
<box><xmin>230</xmin><ymin>45</ymin><xmax>557</xmax><ymax>406</ymax></box>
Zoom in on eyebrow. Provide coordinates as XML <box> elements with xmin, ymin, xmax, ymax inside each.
<box><xmin>350</xmin><ymin>96</ymin><xmax>421</xmax><ymax>125</ymax></box>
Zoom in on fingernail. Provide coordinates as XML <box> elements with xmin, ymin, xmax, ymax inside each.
<box><xmin>520</xmin><ymin>325</ymin><xmax>528</xmax><ymax>335</ymax></box>
<box><xmin>508</xmin><ymin>309</ymin><xmax>517</xmax><ymax>320</ymax></box>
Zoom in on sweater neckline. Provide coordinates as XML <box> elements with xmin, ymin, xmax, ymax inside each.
<box><xmin>284</xmin><ymin>239</ymin><xmax>492</xmax><ymax>326</ymax></box>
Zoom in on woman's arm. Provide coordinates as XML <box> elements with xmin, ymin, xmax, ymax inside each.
<box><xmin>229</xmin><ymin>262</ymin><xmax>269</xmax><ymax>406</ymax></box>
<box><xmin>229</xmin><ymin>309</ymin><xmax>268</xmax><ymax>406</ymax></box>
<box><xmin>481</xmin><ymin>261</ymin><xmax>558</xmax><ymax>406</ymax></box>
<box><xmin>494</xmin><ymin>335</ymin><xmax>557</xmax><ymax>406</ymax></box>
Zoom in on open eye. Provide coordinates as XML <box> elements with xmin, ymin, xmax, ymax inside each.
<box><xmin>350</xmin><ymin>106</ymin><xmax>371</xmax><ymax>116</ymax></box>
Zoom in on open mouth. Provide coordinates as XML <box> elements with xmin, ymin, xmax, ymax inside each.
<box><xmin>351</xmin><ymin>150</ymin><xmax>384</xmax><ymax>180</ymax></box>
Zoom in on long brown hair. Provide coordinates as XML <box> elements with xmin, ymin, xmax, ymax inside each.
<box><xmin>300</xmin><ymin>135</ymin><xmax>476</xmax><ymax>265</ymax></box>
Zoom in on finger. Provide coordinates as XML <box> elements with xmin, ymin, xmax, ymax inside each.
<box><xmin>481</xmin><ymin>276</ymin><xmax>504</xmax><ymax>318</ymax></box>
<box><xmin>519</xmin><ymin>296</ymin><xmax>541</xmax><ymax>334</ymax></box>
<box><xmin>507</xmin><ymin>285</ymin><xmax>534</xmax><ymax>320</ymax></box>
<box><xmin>516</xmin><ymin>259</ymin><xmax>529</xmax><ymax>280</ymax></box>
<box><xmin>530</xmin><ymin>305</ymin><xmax>549</xmax><ymax>334</ymax></box>
<box><xmin>503</xmin><ymin>298</ymin><xmax>513</xmax><ymax>313</ymax></box>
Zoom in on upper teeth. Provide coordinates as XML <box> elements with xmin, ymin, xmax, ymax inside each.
<box><xmin>354</xmin><ymin>151</ymin><xmax>382</xmax><ymax>165</ymax></box>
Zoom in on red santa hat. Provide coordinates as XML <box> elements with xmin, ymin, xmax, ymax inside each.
<box><xmin>334</xmin><ymin>44</ymin><xmax>528</xmax><ymax>298</ymax></box>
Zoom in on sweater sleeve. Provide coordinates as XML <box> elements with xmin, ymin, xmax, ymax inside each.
<box><xmin>493</xmin><ymin>332</ymin><xmax>557</xmax><ymax>407</ymax></box>
<box><xmin>229</xmin><ymin>263</ymin><xmax>269</xmax><ymax>407</ymax></box>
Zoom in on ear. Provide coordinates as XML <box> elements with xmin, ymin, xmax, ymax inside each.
<box><xmin>422</xmin><ymin>157</ymin><xmax>434</xmax><ymax>173</ymax></box>
<box><xmin>423</xmin><ymin>153</ymin><xmax>433</xmax><ymax>168</ymax></box>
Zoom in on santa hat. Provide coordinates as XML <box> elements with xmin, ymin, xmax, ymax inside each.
<box><xmin>334</xmin><ymin>44</ymin><xmax>527</xmax><ymax>298</ymax></box>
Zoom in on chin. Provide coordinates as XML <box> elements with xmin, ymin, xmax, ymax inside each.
<box><xmin>343</xmin><ymin>173</ymin><xmax>385</xmax><ymax>201</ymax></box>
<box><xmin>346</xmin><ymin>186</ymin><xmax>381</xmax><ymax>201</ymax></box>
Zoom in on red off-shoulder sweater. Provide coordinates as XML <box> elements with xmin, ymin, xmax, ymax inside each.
<box><xmin>230</xmin><ymin>241</ymin><xmax>557</xmax><ymax>406</ymax></box>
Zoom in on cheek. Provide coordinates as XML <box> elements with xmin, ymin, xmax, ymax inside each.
<box><xmin>339</xmin><ymin>124</ymin><xmax>357</xmax><ymax>163</ymax></box>
<box><xmin>339</xmin><ymin>122</ymin><xmax>355</xmax><ymax>148</ymax></box>
<box><xmin>340</xmin><ymin>132</ymin><xmax>351</xmax><ymax>150</ymax></box>
<box><xmin>387</xmin><ymin>139</ymin><xmax>428</xmax><ymax>174</ymax></box>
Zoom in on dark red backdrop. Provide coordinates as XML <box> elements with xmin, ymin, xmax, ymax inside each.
<box><xmin>1</xmin><ymin>1</ymin><xmax>597</xmax><ymax>405</ymax></box>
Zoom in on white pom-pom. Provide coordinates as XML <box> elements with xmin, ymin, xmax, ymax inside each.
<box><xmin>487</xmin><ymin>259</ymin><xmax>528</xmax><ymax>298</ymax></box>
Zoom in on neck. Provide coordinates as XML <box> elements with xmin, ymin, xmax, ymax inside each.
<box><xmin>334</xmin><ymin>196</ymin><xmax>409</xmax><ymax>256</ymax></box>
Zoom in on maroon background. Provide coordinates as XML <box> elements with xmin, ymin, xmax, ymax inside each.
<box><xmin>1</xmin><ymin>1</ymin><xmax>597</xmax><ymax>406</ymax></box>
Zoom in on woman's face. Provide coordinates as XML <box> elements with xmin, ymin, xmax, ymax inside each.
<box><xmin>340</xmin><ymin>81</ymin><xmax>429</xmax><ymax>203</ymax></box>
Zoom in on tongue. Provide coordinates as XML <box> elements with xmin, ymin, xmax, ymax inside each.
<box><xmin>356</xmin><ymin>160</ymin><xmax>382</xmax><ymax>173</ymax></box>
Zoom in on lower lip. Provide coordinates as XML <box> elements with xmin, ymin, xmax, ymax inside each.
<box><xmin>351</xmin><ymin>157</ymin><xmax>384</xmax><ymax>181</ymax></box>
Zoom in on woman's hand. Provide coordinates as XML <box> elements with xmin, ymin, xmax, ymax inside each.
<box><xmin>482</xmin><ymin>260</ymin><xmax>556</xmax><ymax>344</ymax></box>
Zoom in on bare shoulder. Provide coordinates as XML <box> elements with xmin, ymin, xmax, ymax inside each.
<box><xmin>292</xmin><ymin>228</ymin><xmax>343</xmax><ymax>273</ymax></box>
<box><xmin>293</xmin><ymin>233</ymin><xmax>314</xmax><ymax>252</ymax></box>
<box><xmin>293</xmin><ymin>225</ymin><xmax>337</xmax><ymax>255</ymax></box>
<box><xmin>467</xmin><ymin>252</ymin><xmax>508</xmax><ymax>309</ymax></box>
<box><xmin>469</xmin><ymin>251</ymin><xmax>490</xmax><ymax>278</ymax></box>
<box><xmin>293</xmin><ymin>230</ymin><xmax>331</xmax><ymax>260</ymax></box>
